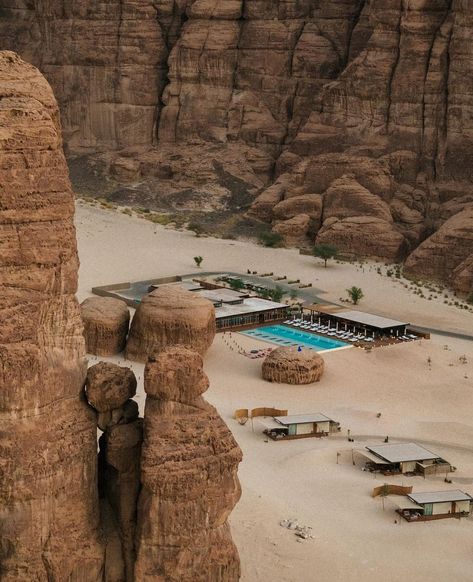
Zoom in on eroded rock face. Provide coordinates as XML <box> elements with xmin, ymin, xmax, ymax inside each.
<box><xmin>2</xmin><ymin>2</ymin><xmax>473</xmax><ymax>286</ymax></box>
<box><xmin>135</xmin><ymin>346</ymin><xmax>242</xmax><ymax>581</ymax></box>
<box><xmin>405</xmin><ymin>208</ymin><xmax>473</xmax><ymax>294</ymax></box>
<box><xmin>0</xmin><ymin>51</ymin><xmax>103</xmax><ymax>579</ymax></box>
<box><xmin>126</xmin><ymin>286</ymin><xmax>216</xmax><ymax>362</ymax></box>
<box><xmin>81</xmin><ymin>296</ymin><xmax>130</xmax><ymax>356</ymax></box>
<box><xmin>262</xmin><ymin>346</ymin><xmax>325</xmax><ymax>385</ymax></box>
<box><xmin>99</xmin><ymin>418</ymin><xmax>143</xmax><ymax>582</ymax></box>
<box><xmin>86</xmin><ymin>361</ymin><xmax>137</xmax><ymax>412</ymax></box>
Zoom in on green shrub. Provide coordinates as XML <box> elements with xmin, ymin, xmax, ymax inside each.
<box><xmin>259</xmin><ymin>231</ymin><xmax>283</xmax><ymax>247</ymax></box>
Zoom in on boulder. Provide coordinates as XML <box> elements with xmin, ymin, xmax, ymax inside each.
<box><xmin>262</xmin><ymin>347</ymin><xmax>325</xmax><ymax>384</ymax></box>
<box><xmin>125</xmin><ymin>285</ymin><xmax>216</xmax><ymax>362</ymax></box>
<box><xmin>85</xmin><ymin>362</ymin><xmax>137</xmax><ymax>413</ymax></box>
<box><xmin>316</xmin><ymin>216</ymin><xmax>408</xmax><ymax>262</ymax></box>
<box><xmin>405</xmin><ymin>208</ymin><xmax>473</xmax><ymax>287</ymax></box>
<box><xmin>273</xmin><ymin>194</ymin><xmax>323</xmax><ymax>223</ymax></box>
<box><xmin>322</xmin><ymin>176</ymin><xmax>393</xmax><ymax>223</ymax></box>
<box><xmin>452</xmin><ymin>255</ymin><xmax>473</xmax><ymax>297</ymax></box>
<box><xmin>81</xmin><ymin>296</ymin><xmax>130</xmax><ymax>356</ymax></box>
<box><xmin>272</xmin><ymin>213</ymin><xmax>312</xmax><ymax>247</ymax></box>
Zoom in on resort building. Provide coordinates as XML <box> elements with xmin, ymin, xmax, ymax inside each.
<box><xmin>215</xmin><ymin>296</ymin><xmax>288</xmax><ymax>330</ymax></box>
<box><xmin>259</xmin><ymin>413</ymin><xmax>340</xmax><ymax>440</ymax></box>
<box><xmin>356</xmin><ymin>443</ymin><xmax>453</xmax><ymax>476</ymax></box>
<box><xmin>396</xmin><ymin>490</ymin><xmax>472</xmax><ymax>521</ymax></box>
<box><xmin>304</xmin><ymin>304</ymin><xmax>410</xmax><ymax>338</ymax></box>
<box><xmin>92</xmin><ymin>274</ymin><xmax>289</xmax><ymax>330</ymax></box>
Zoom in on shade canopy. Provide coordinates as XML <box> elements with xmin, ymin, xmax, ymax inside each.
<box><xmin>366</xmin><ymin>443</ymin><xmax>440</xmax><ymax>463</ymax></box>
<box><xmin>274</xmin><ymin>413</ymin><xmax>333</xmax><ymax>425</ymax></box>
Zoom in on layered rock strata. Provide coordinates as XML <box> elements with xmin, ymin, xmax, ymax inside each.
<box><xmin>126</xmin><ymin>286</ymin><xmax>216</xmax><ymax>362</ymax></box>
<box><xmin>81</xmin><ymin>296</ymin><xmax>130</xmax><ymax>356</ymax></box>
<box><xmin>262</xmin><ymin>347</ymin><xmax>325</xmax><ymax>385</ymax></box>
<box><xmin>3</xmin><ymin>2</ymin><xmax>472</xmax><ymax>289</ymax></box>
<box><xmin>405</xmin><ymin>207</ymin><xmax>473</xmax><ymax>291</ymax></box>
<box><xmin>0</xmin><ymin>52</ymin><xmax>103</xmax><ymax>579</ymax></box>
<box><xmin>84</xmin><ymin>362</ymin><xmax>141</xmax><ymax>582</ymax></box>
<box><xmin>135</xmin><ymin>346</ymin><xmax>242</xmax><ymax>581</ymax></box>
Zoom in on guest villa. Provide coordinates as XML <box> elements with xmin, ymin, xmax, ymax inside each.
<box><xmin>259</xmin><ymin>413</ymin><xmax>340</xmax><ymax>441</ymax></box>
<box><xmin>355</xmin><ymin>443</ymin><xmax>453</xmax><ymax>476</ymax></box>
<box><xmin>395</xmin><ymin>490</ymin><xmax>472</xmax><ymax>521</ymax></box>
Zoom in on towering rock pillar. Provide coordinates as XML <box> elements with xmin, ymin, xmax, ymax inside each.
<box><xmin>0</xmin><ymin>52</ymin><xmax>104</xmax><ymax>579</ymax></box>
<box><xmin>135</xmin><ymin>346</ymin><xmax>242</xmax><ymax>581</ymax></box>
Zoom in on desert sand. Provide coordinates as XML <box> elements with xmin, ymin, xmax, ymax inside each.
<box><xmin>76</xmin><ymin>202</ymin><xmax>473</xmax><ymax>582</ymax></box>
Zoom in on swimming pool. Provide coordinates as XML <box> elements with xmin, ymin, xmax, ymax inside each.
<box><xmin>241</xmin><ymin>324</ymin><xmax>349</xmax><ymax>352</ymax></box>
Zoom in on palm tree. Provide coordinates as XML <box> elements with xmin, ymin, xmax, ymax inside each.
<box><xmin>346</xmin><ymin>286</ymin><xmax>364</xmax><ymax>305</ymax></box>
<box><xmin>193</xmin><ymin>256</ymin><xmax>203</xmax><ymax>267</ymax></box>
<box><xmin>313</xmin><ymin>244</ymin><xmax>338</xmax><ymax>267</ymax></box>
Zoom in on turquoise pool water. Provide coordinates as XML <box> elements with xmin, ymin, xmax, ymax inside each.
<box><xmin>241</xmin><ymin>325</ymin><xmax>348</xmax><ymax>352</ymax></box>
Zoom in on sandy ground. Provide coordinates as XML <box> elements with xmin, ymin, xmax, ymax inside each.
<box><xmin>76</xmin><ymin>202</ymin><xmax>473</xmax><ymax>582</ymax></box>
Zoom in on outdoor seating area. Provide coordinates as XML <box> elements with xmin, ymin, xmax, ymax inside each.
<box><xmin>283</xmin><ymin>311</ymin><xmax>420</xmax><ymax>347</ymax></box>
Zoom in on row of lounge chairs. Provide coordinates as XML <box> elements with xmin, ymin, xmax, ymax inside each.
<box><xmin>283</xmin><ymin>319</ymin><xmax>418</xmax><ymax>343</ymax></box>
<box><xmin>284</xmin><ymin>319</ymin><xmax>363</xmax><ymax>342</ymax></box>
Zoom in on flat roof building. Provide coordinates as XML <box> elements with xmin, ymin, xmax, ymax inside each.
<box><xmin>396</xmin><ymin>490</ymin><xmax>472</xmax><ymax>521</ymax></box>
<box><xmin>260</xmin><ymin>413</ymin><xmax>340</xmax><ymax>440</ymax></box>
<box><xmin>356</xmin><ymin>443</ymin><xmax>452</xmax><ymax>476</ymax></box>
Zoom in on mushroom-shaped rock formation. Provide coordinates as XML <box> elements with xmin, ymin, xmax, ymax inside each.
<box><xmin>81</xmin><ymin>296</ymin><xmax>130</xmax><ymax>356</ymax></box>
<box><xmin>262</xmin><ymin>347</ymin><xmax>325</xmax><ymax>384</ymax></box>
<box><xmin>125</xmin><ymin>285</ymin><xmax>216</xmax><ymax>362</ymax></box>
<box><xmin>134</xmin><ymin>345</ymin><xmax>242</xmax><ymax>581</ymax></box>
<box><xmin>85</xmin><ymin>362</ymin><xmax>137</xmax><ymax>413</ymax></box>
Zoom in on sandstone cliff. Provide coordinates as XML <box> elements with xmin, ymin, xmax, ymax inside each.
<box><xmin>135</xmin><ymin>346</ymin><xmax>242</xmax><ymax>581</ymax></box>
<box><xmin>0</xmin><ymin>50</ymin><xmax>243</xmax><ymax>581</ymax></box>
<box><xmin>0</xmin><ymin>52</ymin><xmax>104</xmax><ymax>580</ymax></box>
<box><xmin>2</xmin><ymin>1</ymin><xmax>472</xmax><ymax>292</ymax></box>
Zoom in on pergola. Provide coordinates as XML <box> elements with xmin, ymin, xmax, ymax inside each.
<box><xmin>303</xmin><ymin>304</ymin><xmax>409</xmax><ymax>337</ymax></box>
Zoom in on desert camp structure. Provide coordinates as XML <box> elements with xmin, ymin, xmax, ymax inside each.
<box><xmin>259</xmin><ymin>413</ymin><xmax>340</xmax><ymax>440</ymax></box>
<box><xmin>355</xmin><ymin>443</ymin><xmax>453</xmax><ymax>476</ymax></box>
<box><xmin>395</xmin><ymin>490</ymin><xmax>472</xmax><ymax>521</ymax></box>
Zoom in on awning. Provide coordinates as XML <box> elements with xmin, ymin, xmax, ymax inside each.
<box><xmin>353</xmin><ymin>449</ymin><xmax>389</xmax><ymax>464</ymax></box>
<box><xmin>258</xmin><ymin>418</ymin><xmax>287</xmax><ymax>431</ymax></box>
<box><xmin>391</xmin><ymin>497</ymin><xmax>424</xmax><ymax>511</ymax></box>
